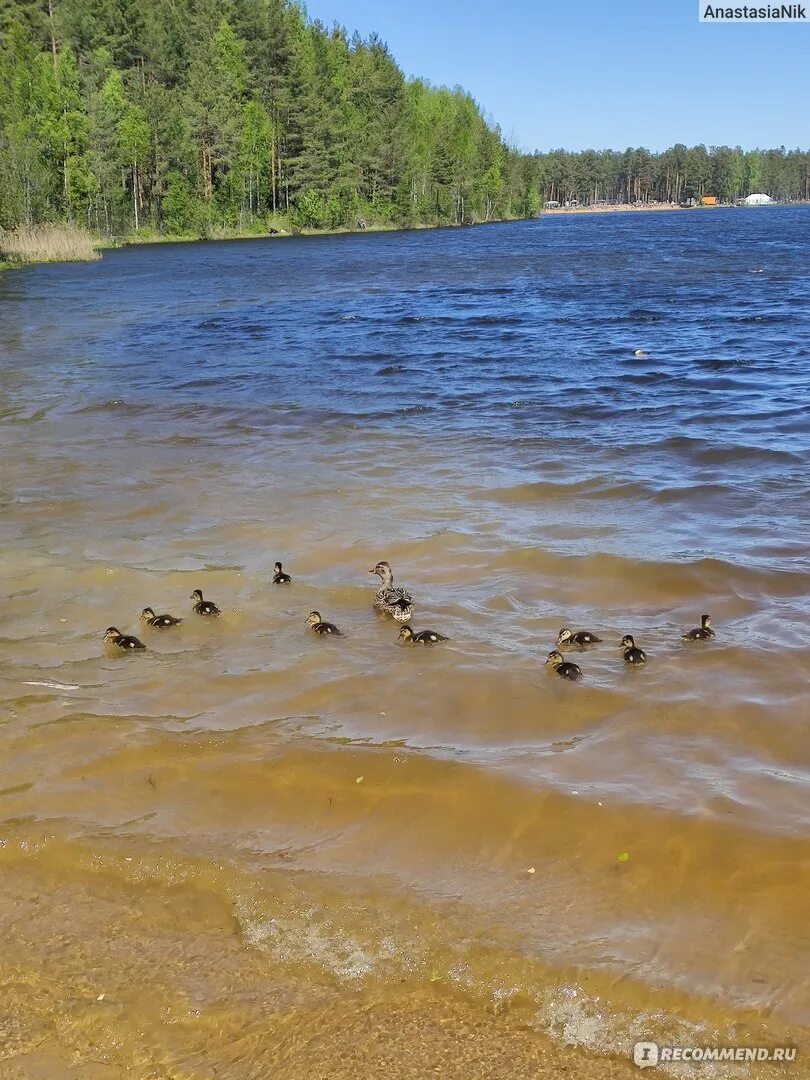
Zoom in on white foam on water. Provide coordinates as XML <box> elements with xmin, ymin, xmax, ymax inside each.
<box><xmin>236</xmin><ymin>898</ymin><xmax>402</xmax><ymax>982</ymax></box>
<box><xmin>23</xmin><ymin>680</ymin><xmax>81</xmax><ymax>691</ymax></box>
<box><xmin>536</xmin><ymin>986</ymin><xmax>755</xmax><ymax>1079</ymax></box>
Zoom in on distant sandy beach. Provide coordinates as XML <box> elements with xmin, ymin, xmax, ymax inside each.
<box><xmin>544</xmin><ymin>201</ymin><xmax>703</xmax><ymax>216</ymax></box>
<box><xmin>543</xmin><ymin>201</ymin><xmax>807</xmax><ymax>217</ymax></box>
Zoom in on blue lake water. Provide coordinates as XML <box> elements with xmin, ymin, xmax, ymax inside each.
<box><xmin>1</xmin><ymin>207</ymin><xmax>808</xmax><ymax>1076</ymax></box>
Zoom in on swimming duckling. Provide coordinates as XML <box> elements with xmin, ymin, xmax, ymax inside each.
<box><xmin>140</xmin><ymin>606</ymin><xmax>183</xmax><ymax>629</ymax></box>
<box><xmin>306</xmin><ymin>611</ymin><xmax>343</xmax><ymax>636</ymax></box>
<box><xmin>557</xmin><ymin>627</ymin><xmax>602</xmax><ymax>648</ymax></box>
<box><xmin>682</xmin><ymin>614</ymin><xmax>715</xmax><ymax>641</ymax></box>
<box><xmin>620</xmin><ymin>635</ymin><xmax>647</xmax><ymax>664</ymax></box>
<box><xmin>104</xmin><ymin>626</ymin><xmax>146</xmax><ymax>651</ymax></box>
<box><xmin>545</xmin><ymin>650</ymin><xmax>582</xmax><ymax>681</ymax></box>
<box><xmin>190</xmin><ymin>589</ymin><xmax>221</xmax><ymax>617</ymax></box>
<box><xmin>398</xmin><ymin>626</ymin><xmax>448</xmax><ymax>646</ymax></box>
<box><xmin>369</xmin><ymin>561</ymin><xmax>413</xmax><ymax>622</ymax></box>
<box><xmin>272</xmin><ymin>561</ymin><xmax>292</xmax><ymax>584</ymax></box>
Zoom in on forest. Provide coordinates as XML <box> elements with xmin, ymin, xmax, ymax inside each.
<box><xmin>528</xmin><ymin>145</ymin><xmax>809</xmax><ymax>207</ymax></box>
<box><xmin>1</xmin><ymin>0</ymin><xmax>808</xmax><ymax>239</ymax></box>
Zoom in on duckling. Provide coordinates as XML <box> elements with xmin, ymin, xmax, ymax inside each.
<box><xmin>398</xmin><ymin>626</ymin><xmax>448</xmax><ymax>646</ymax></box>
<box><xmin>620</xmin><ymin>635</ymin><xmax>647</xmax><ymax>664</ymax></box>
<box><xmin>369</xmin><ymin>561</ymin><xmax>413</xmax><ymax>622</ymax></box>
<box><xmin>272</xmin><ymin>561</ymin><xmax>292</xmax><ymax>584</ymax></box>
<box><xmin>190</xmin><ymin>589</ymin><xmax>221</xmax><ymax>617</ymax></box>
<box><xmin>140</xmin><ymin>606</ymin><xmax>183</xmax><ymax>629</ymax></box>
<box><xmin>306</xmin><ymin>611</ymin><xmax>343</xmax><ymax>636</ymax></box>
<box><xmin>557</xmin><ymin>627</ymin><xmax>602</xmax><ymax>648</ymax></box>
<box><xmin>545</xmin><ymin>650</ymin><xmax>582</xmax><ymax>681</ymax></box>
<box><xmin>104</xmin><ymin>626</ymin><xmax>146</xmax><ymax>651</ymax></box>
<box><xmin>682</xmin><ymin>614</ymin><xmax>715</xmax><ymax>641</ymax></box>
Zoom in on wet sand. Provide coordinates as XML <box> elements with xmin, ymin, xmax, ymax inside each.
<box><xmin>0</xmin><ymin>855</ymin><xmax>648</xmax><ymax>1080</ymax></box>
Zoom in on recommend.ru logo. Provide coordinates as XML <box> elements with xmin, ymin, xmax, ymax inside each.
<box><xmin>634</xmin><ymin>1043</ymin><xmax>659</xmax><ymax>1068</ymax></box>
<box><xmin>633</xmin><ymin>1043</ymin><xmax>797</xmax><ymax>1068</ymax></box>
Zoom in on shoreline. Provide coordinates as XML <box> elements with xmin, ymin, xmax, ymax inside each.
<box><xmin>543</xmin><ymin>201</ymin><xmax>717</xmax><ymax>216</ymax></box>
<box><xmin>0</xmin><ymin>855</ymin><xmax>645</xmax><ymax>1079</ymax></box>
<box><xmin>2</xmin><ymin>201</ymin><xmax>806</xmax><ymax>271</ymax></box>
<box><xmin>0</xmin><ymin>216</ymin><xmax>521</xmax><ymax>270</ymax></box>
<box><xmin>543</xmin><ymin>199</ymin><xmax>808</xmax><ymax>217</ymax></box>
<box><xmin>118</xmin><ymin>214</ymin><xmax>526</xmax><ymax>250</ymax></box>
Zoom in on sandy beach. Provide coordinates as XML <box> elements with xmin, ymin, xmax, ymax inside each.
<box><xmin>544</xmin><ymin>201</ymin><xmax>702</xmax><ymax>215</ymax></box>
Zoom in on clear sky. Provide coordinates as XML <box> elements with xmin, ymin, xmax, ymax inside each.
<box><xmin>303</xmin><ymin>0</ymin><xmax>809</xmax><ymax>152</ymax></box>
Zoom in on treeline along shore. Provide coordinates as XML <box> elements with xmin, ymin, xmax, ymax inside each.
<box><xmin>1</xmin><ymin>0</ymin><xmax>809</xmax><ymax>264</ymax></box>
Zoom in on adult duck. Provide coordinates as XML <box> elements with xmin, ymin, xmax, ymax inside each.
<box><xmin>368</xmin><ymin>561</ymin><xmax>413</xmax><ymax>622</ymax></box>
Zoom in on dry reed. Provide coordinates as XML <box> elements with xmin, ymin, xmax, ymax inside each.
<box><xmin>0</xmin><ymin>225</ymin><xmax>101</xmax><ymax>265</ymax></box>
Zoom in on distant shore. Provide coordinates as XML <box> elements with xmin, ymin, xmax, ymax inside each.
<box><xmin>543</xmin><ymin>200</ymin><xmax>807</xmax><ymax>217</ymax></box>
<box><xmin>543</xmin><ymin>201</ymin><xmax>713</xmax><ymax>216</ymax></box>
<box><xmin>2</xmin><ymin>203</ymin><xmax>805</xmax><ymax>271</ymax></box>
<box><xmin>0</xmin><ymin>217</ymin><xmax>520</xmax><ymax>270</ymax></box>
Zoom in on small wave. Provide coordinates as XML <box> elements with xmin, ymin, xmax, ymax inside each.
<box><xmin>627</xmin><ymin>309</ymin><xmax>666</xmax><ymax>322</ymax></box>
<box><xmin>696</xmin><ymin>355</ymin><xmax>755</xmax><ymax>368</ymax></box>
<box><xmin>463</xmin><ymin>314</ymin><xmax>524</xmax><ymax>326</ymax></box>
<box><xmin>729</xmin><ymin>313</ymin><xmax>787</xmax><ymax>324</ymax></box>
<box><xmin>23</xmin><ymin>680</ymin><xmax>81</xmax><ymax>691</ymax></box>
<box><xmin>649</xmin><ymin>482</ymin><xmax>733</xmax><ymax>505</ymax></box>
<box><xmin>694</xmin><ymin>444</ymin><xmax>804</xmax><ymax>467</ymax></box>
<box><xmin>0</xmin><ymin>405</ymin><xmax>51</xmax><ymax>423</ymax></box>
<box><xmin>483</xmin><ymin>479</ymin><xmax>651</xmax><ymax>505</ymax></box>
<box><xmin>74</xmin><ymin>400</ymin><xmax>151</xmax><ymax>416</ymax></box>
<box><xmin>485</xmin><ymin>549</ymin><xmax>809</xmax><ymax>601</ymax></box>
<box><xmin>237</xmin><ymin>896</ymin><xmax>394</xmax><ymax>981</ymax></box>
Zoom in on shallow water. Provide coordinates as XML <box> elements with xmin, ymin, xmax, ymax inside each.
<box><xmin>1</xmin><ymin>209</ymin><xmax>809</xmax><ymax>1078</ymax></box>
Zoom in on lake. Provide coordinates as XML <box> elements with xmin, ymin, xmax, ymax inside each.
<box><xmin>1</xmin><ymin>208</ymin><xmax>808</xmax><ymax>1078</ymax></box>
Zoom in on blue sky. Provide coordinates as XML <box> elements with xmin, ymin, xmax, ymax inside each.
<box><xmin>304</xmin><ymin>0</ymin><xmax>809</xmax><ymax>152</ymax></box>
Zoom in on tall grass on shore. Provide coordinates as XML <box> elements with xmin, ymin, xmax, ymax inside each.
<box><xmin>0</xmin><ymin>225</ymin><xmax>100</xmax><ymax>266</ymax></box>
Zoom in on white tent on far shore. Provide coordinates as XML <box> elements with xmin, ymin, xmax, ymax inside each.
<box><xmin>742</xmin><ymin>193</ymin><xmax>773</xmax><ymax>206</ymax></box>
